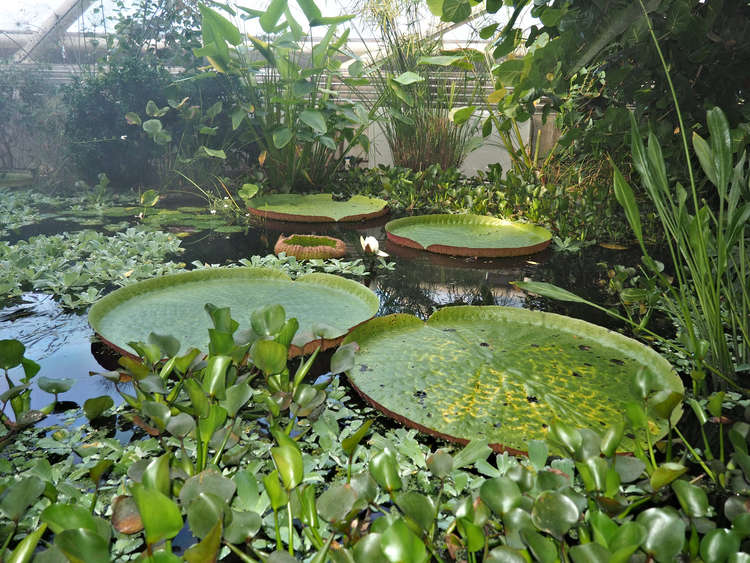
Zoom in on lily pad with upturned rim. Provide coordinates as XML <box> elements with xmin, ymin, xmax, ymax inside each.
<box><xmin>88</xmin><ymin>268</ymin><xmax>379</xmax><ymax>357</ymax></box>
<box><xmin>385</xmin><ymin>214</ymin><xmax>552</xmax><ymax>257</ymax></box>
<box><xmin>248</xmin><ymin>194</ymin><xmax>389</xmax><ymax>223</ymax></box>
<box><xmin>274</xmin><ymin>234</ymin><xmax>346</xmax><ymax>259</ymax></box>
<box><xmin>343</xmin><ymin>306</ymin><xmax>683</xmax><ymax>454</ymax></box>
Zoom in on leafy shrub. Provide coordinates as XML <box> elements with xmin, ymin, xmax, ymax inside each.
<box><xmin>62</xmin><ymin>58</ymin><xmax>172</xmax><ymax>188</ymax></box>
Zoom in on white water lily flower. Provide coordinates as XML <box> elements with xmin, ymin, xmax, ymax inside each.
<box><xmin>360</xmin><ymin>235</ymin><xmax>388</xmax><ymax>257</ymax></box>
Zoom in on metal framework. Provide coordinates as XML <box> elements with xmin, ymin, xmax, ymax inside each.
<box><xmin>13</xmin><ymin>0</ymin><xmax>95</xmax><ymax>62</ymax></box>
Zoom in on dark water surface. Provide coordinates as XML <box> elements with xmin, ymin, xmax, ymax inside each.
<box><xmin>1</xmin><ymin>213</ymin><xmax>642</xmax><ymax>411</ymax></box>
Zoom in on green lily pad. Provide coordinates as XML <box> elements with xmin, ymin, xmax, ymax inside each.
<box><xmin>385</xmin><ymin>214</ymin><xmax>551</xmax><ymax>257</ymax></box>
<box><xmin>343</xmin><ymin>306</ymin><xmax>683</xmax><ymax>453</ymax></box>
<box><xmin>249</xmin><ymin>194</ymin><xmax>389</xmax><ymax>222</ymax></box>
<box><xmin>89</xmin><ymin>268</ymin><xmax>379</xmax><ymax>356</ymax></box>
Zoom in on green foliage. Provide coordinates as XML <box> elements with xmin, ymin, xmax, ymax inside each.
<box><xmin>340</xmin><ymin>163</ymin><xmax>632</xmax><ymax>242</ymax></box>
<box><xmin>0</xmin><ymin>228</ymin><xmax>185</xmax><ymax>309</ymax></box>
<box><xmin>359</xmin><ymin>0</ymin><xmax>485</xmax><ymax>171</ymax></box>
<box><xmin>62</xmin><ymin>58</ymin><xmax>173</xmax><ymax>188</ymax></box>
<box><xmin>192</xmin><ymin>4</ymin><xmax>372</xmax><ymax>192</ymax></box>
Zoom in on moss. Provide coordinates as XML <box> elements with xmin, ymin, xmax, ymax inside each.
<box><xmin>285</xmin><ymin>235</ymin><xmax>338</xmax><ymax>248</ymax></box>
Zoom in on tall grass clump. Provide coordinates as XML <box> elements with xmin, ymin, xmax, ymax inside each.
<box><xmin>359</xmin><ymin>0</ymin><xmax>484</xmax><ymax>171</ymax></box>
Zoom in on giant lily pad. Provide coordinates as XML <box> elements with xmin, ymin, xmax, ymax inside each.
<box><xmin>385</xmin><ymin>214</ymin><xmax>551</xmax><ymax>257</ymax></box>
<box><xmin>249</xmin><ymin>194</ymin><xmax>389</xmax><ymax>223</ymax></box>
<box><xmin>89</xmin><ymin>268</ymin><xmax>379</xmax><ymax>356</ymax></box>
<box><xmin>343</xmin><ymin>306</ymin><xmax>683</xmax><ymax>453</ymax></box>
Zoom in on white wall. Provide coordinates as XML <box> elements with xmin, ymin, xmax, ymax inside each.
<box><xmin>360</xmin><ymin>115</ymin><xmax>532</xmax><ymax>176</ymax></box>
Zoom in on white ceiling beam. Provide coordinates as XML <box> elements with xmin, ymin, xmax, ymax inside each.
<box><xmin>14</xmin><ymin>0</ymin><xmax>95</xmax><ymax>62</ymax></box>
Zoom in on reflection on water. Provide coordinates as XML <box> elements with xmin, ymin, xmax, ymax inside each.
<box><xmin>1</xmin><ymin>215</ymin><xmax>642</xmax><ymax>411</ymax></box>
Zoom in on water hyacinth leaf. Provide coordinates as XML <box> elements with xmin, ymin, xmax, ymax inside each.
<box><xmin>457</xmin><ymin>516</ymin><xmax>485</xmax><ymax>552</ymax></box>
<box><xmin>252</xmin><ymin>340</ymin><xmax>287</xmax><ymax>375</ymax></box>
<box><xmin>609</xmin><ymin>521</ymin><xmax>647</xmax><ymax>560</ymax></box>
<box><xmin>485</xmin><ymin>546</ymin><xmax>527</xmax><ymax>563</ymax></box>
<box><xmin>89</xmin><ymin>268</ymin><xmax>378</xmax><ymax>356</ymax></box>
<box><xmin>139</xmin><ymin>375</ymin><xmax>167</xmax><ymax>394</ymax></box>
<box><xmin>37</xmin><ymin>377</ymin><xmax>74</xmax><ymax>395</ymax></box>
<box><xmin>221</xmin><ymin>381</ymin><xmax>252</xmax><ymax>417</ymax></box>
<box><xmin>531</xmin><ymin>491</ymin><xmax>580</xmax><ymax>539</ymax></box>
<box><xmin>386</xmin><ymin>214</ymin><xmax>551</xmax><ymax>257</ymax></box>
<box><xmin>203</xmin><ymin>355</ymin><xmax>231</xmax><ymax>399</ymax></box>
<box><xmin>112</xmin><ymin>495</ymin><xmax>143</xmax><ymax>534</ymax></box>
<box><xmin>90</xmin><ymin>459</ymin><xmax>114</xmax><ymax>485</ymax></box>
<box><xmin>180</xmin><ymin>470</ymin><xmax>236</xmax><ymax>506</ymax></box>
<box><xmin>614</xmin><ymin>455</ymin><xmax>646</xmax><ymax>483</ymax></box>
<box><xmin>380</xmin><ymin>518</ymin><xmax>428</xmax><ymax>563</ymax></box>
<box><xmin>83</xmin><ymin>395</ymin><xmax>114</xmax><ymax>421</ymax></box>
<box><xmin>295</xmin><ymin>485</ymin><xmax>319</xmax><ymax>529</ymax></box>
<box><xmin>520</xmin><ymin>529</ymin><xmax>558</xmax><ymax>563</ymax></box>
<box><xmin>167</xmin><ymin>412</ymin><xmax>196</xmax><ymax>438</ymax></box>
<box><xmin>141</xmin><ymin>400</ymin><xmax>170</xmax><ymax>431</ymax></box>
<box><xmin>224</xmin><ymin>509</ymin><xmax>262</xmax><ymax>544</ymax></box>
<box><xmin>527</xmin><ymin>440</ymin><xmax>548</xmax><ymax>470</ymax></box>
<box><xmin>317</xmin><ymin>483</ymin><xmax>358</xmax><ymax>523</ymax></box>
<box><xmin>187</xmin><ymin>492</ymin><xmax>226</xmax><ymax>539</ymax></box>
<box><xmin>271</xmin><ymin>441</ymin><xmax>304</xmax><ymax>490</ymax></box>
<box><xmin>650</xmin><ymin>463</ymin><xmax>687</xmax><ymax>491</ymax></box>
<box><xmin>131</xmin><ymin>483</ymin><xmax>183</xmax><ymax>545</ymax></box>
<box><xmin>141</xmin><ymin>454</ymin><xmax>171</xmax><ymax>496</ymax></box>
<box><xmin>251</xmin><ymin>304</ymin><xmax>286</xmax><ymax>337</ymax></box>
<box><xmin>700</xmin><ymin>529</ymin><xmax>741</xmax><ymax>563</ymax></box>
<box><xmin>353</xmin><ymin>533</ymin><xmax>385</xmax><ymax>561</ymax></box>
<box><xmin>427</xmin><ymin>450</ymin><xmax>453</xmax><ymax>478</ymax></box>
<box><xmin>569</xmin><ymin>543</ymin><xmax>611</xmax><ymax>563</ymax></box>
<box><xmin>453</xmin><ymin>439</ymin><xmax>491</xmax><ymax>469</ymax></box>
<box><xmin>0</xmin><ymin>339</ymin><xmax>24</xmax><ymax>369</ymax></box>
<box><xmin>268</xmin><ymin>551</ymin><xmax>299</xmax><ymax>563</ymax></box>
<box><xmin>1</xmin><ymin>476</ymin><xmax>44</xmax><ymax>522</ymax></box>
<box><xmin>672</xmin><ymin>479</ymin><xmax>710</xmax><ymax>517</ymax></box>
<box><xmin>344</xmin><ymin>307</ymin><xmax>681</xmax><ymax>453</ymax></box>
<box><xmin>636</xmin><ymin>507</ymin><xmax>686</xmax><ymax>562</ymax></box>
<box><xmin>418</xmin><ymin>54</ymin><xmax>469</xmax><ymax>67</ymax></box>
<box><xmin>331</xmin><ymin>342</ymin><xmax>358</xmax><ymax>375</ymax></box>
<box><xmin>395</xmin><ymin>491</ymin><xmax>436</xmax><ymax>533</ymax></box>
<box><xmin>238</xmin><ymin>183</ymin><xmax>259</xmax><ymax>202</ymax></box>
<box><xmin>369</xmin><ymin>448</ymin><xmax>403</xmax><ymax>493</ymax></box>
<box><xmin>248</xmin><ymin>193</ymin><xmax>388</xmax><ymax>222</ymax></box>
<box><xmin>480</xmin><ymin>477</ymin><xmax>522</xmax><ymax>516</ymax></box>
<box><xmin>148</xmin><ymin>333</ymin><xmax>180</xmax><ymax>358</ymax></box>
<box><xmin>342</xmin><ymin>419</ymin><xmax>373</xmax><ymax>457</ymax></box>
<box><xmin>600</xmin><ymin>421</ymin><xmax>625</xmax><ymax>457</ymax></box>
<box><xmin>54</xmin><ymin>528</ymin><xmax>110</xmax><ymax>563</ymax></box>
<box><xmin>7</xmin><ymin>522</ymin><xmax>47</xmax><ymax>563</ymax></box>
<box><xmin>184</xmin><ymin>520</ymin><xmax>222</xmax><ymax>563</ymax></box>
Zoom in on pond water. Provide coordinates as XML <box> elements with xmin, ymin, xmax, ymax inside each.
<box><xmin>1</xmin><ymin>206</ymin><xmax>642</xmax><ymax>412</ymax></box>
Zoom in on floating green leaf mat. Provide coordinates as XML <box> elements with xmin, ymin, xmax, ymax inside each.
<box><xmin>89</xmin><ymin>268</ymin><xmax>379</xmax><ymax>356</ymax></box>
<box><xmin>248</xmin><ymin>194</ymin><xmax>389</xmax><ymax>222</ymax></box>
<box><xmin>385</xmin><ymin>214</ymin><xmax>552</xmax><ymax>257</ymax></box>
<box><xmin>344</xmin><ymin>306</ymin><xmax>683</xmax><ymax>453</ymax></box>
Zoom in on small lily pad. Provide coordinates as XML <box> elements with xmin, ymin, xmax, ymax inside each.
<box><xmin>249</xmin><ymin>194</ymin><xmax>388</xmax><ymax>222</ymax></box>
<box><xmin>386</xmin><ymin>214</ymin><xmax>552</xmax><ymax>257</ymax></box>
